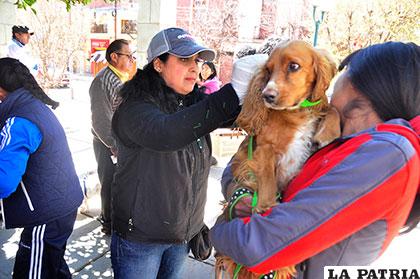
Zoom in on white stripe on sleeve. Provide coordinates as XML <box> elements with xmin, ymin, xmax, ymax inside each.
<box><xmin>0</xmin><ymin>117</ymin><xmax>15</xmax><ymax>151</ymax></box>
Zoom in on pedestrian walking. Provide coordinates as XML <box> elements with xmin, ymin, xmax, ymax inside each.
<box><xmin>6</xmin><ymin>25</ymin><xmax>39</xmax><ymax>77</ymax></box>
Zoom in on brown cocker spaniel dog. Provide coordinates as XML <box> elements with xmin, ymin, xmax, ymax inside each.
<box><xmin>216</xmin><ymin>40</ymin><xmax>341</xmax><ymax>279</ymax></box>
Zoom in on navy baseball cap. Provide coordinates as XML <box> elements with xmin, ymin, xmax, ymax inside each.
<box><xmin>146</xmin><ymin>27</ymin><xmax>215</xmax><ymax>64</ymax></box>
<box><xmin>12</xmin><ymin>25</ymin><xmax>34</xmax><ymax>35</ymax></box>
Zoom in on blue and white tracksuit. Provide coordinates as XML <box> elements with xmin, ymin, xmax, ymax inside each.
<box><xmin>6</xmin><ymin>38</ymin><xmax>39</xmax><ymax>77</ymax></box>
<box><xmin>0</xmin><ymin>88</ymin><xmax>83</xmax><ymax>278</ymax></box>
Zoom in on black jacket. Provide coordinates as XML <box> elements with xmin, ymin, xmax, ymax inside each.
<box><xmin>112</xmin><ymin>83</ymin><xmax>239</xmax><ymax>243</ymax></box>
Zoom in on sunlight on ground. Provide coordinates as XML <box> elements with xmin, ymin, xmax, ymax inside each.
<box><xmin>1</xmin><ymin>229</ymin><xmax>22</xmax><ymax>259</ymax></box>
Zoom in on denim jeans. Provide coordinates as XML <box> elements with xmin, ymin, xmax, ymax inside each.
<box><xmin>111</xmin><ymin>233</ymin><xmax>189</xmax><ymax>279</ymax></box>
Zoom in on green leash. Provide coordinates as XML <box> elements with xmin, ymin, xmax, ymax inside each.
<box><xmin>233</xmin><ymin>264</ymin><xmax>243</xmax><ymax>279</ymax></box>
<box><xmin>300</xmin><ymin>99</ymin><xmax>321</xmax><ymax>108</ymax></box>
<box><xmin>247</xmin><ymin>136</ymin><xmax>258</xmax><ymax>212</ymax></box>
<box><xmin>233</xmin><ymin>264</ymin><xmax>278</xmax><ymax>279</ymax></box>
<box><xmin>247</xmin><ymin>135</ymin><xmax>254</xmax><ymax>160</ymax></box>
<box><xmin>232</xmin><ymin>135</ymin><xmax>257</xmax><ymax>279</ymax></box>
<box><xmin>247</xmin><ymin>135</ymin><xmax>256</xmax><ymax>181</ymax></box>
<box><xmin>230</xmin><ymin>134</ymin><xmax>282</xmax><ymax>279</ymax></box>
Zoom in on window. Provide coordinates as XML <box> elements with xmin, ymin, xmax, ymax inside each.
<box><xmin>121</xmin><ymin>20</ymin><xmax>137</xmax><ymax>34</ymax></box>
<box><xmin>91</xmin><ymin>23</ymin><xmax>108</xmax><ymax>33</ymax></box>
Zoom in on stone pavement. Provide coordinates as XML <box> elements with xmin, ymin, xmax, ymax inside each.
<box><xmin>0</xmin><ymin>75</ymin><xmax>419</xmax><ymax>278</ymax></box>
<box><xmin>0</xmin><ymin>74</ymin><xmax>227</xmax><ymax>279</ymax></box>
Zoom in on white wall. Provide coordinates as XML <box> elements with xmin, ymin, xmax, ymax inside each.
<box><xmin>0</xmin><ymin>0</ymin><xmax>16</xmax><ymax>56</ymax></box>
<box><xmin>237</xmin><ymin>0</ymin><xmax>262</xmax><ymax>40</ymax></box>
<box><xmin>136</xmin><ymin>0</ymin><xmax>176</xmax><ymax>67</ymax></box>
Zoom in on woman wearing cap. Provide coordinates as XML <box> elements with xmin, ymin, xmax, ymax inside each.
<box><xmin>110</xmin><ymin>27</ymin><xmax>266</xmax><ymax>278</ymax></box>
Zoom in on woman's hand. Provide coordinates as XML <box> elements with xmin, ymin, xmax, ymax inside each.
<box><xmin>230</xmin><ymin>195</ymin><xmax>253</xmax><ymax>219</ymax></box>
<box><xmin>231</xmin><ymin>54</ymin><xmax>268</xmax><ymax>104</ymax></box>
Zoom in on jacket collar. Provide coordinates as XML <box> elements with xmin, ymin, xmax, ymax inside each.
<box><xmin>12</xmin><ymin>38</ymin><xmax>25</xmax><ymax>47</ymax></box>
<box><xmin>0</xmin><ymin>88</ymin><xmax>32</xmax><ymax>127</ymax></box>
<box><xmin>341</xmin><ymin>118</ymin><xmax>419</xmax><ymax>140</ymax></box>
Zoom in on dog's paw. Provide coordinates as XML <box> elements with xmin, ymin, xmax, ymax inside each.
<box><xmin>314</xmin><ymin>106</ymin><xmax>341</xmax><ymax>148</ymax></box>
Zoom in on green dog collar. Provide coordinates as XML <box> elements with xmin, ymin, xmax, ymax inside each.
<box><xmin>300</xmin><ymin>99</ymin><xmax>322</xmax><ymax>108</ymax></box>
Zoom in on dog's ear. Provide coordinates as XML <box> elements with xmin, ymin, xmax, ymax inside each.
<box><xmin>312</xmin><ymin>49</ymin><xmax>337</xmax><ymax>102</ymax></box>
<box><xmin>236</xmin><ymin>67</ymin><xmax>270</xmax><ymax>135</ymax></box>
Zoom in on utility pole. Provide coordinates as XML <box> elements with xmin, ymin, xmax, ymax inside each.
<box><xmin>114</xmin><ymin>0</ymin><xmax>118</xmax><ymax>40</ymax></box>
<box><xmin>312</xmin><ymin>5</ymin><xmax>325</xmax><ymax>47</ymax></box>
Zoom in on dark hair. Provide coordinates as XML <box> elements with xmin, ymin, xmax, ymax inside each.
<box><xmin>0</xmin><ymin>58</ymin><xmax>59</xmax><ymax>109</ymax></box>
<box><xmin>118</xmin><ymin>53</ymin><xmax>177</xmax><ymax>113</ymax></box>
<box><xmin>199</xmin><ymin>61</ymin><xmax>217</xmax><ymax>81</ymax></box>
<box><xmin>236</xmin><ymin>45</ymin><xmax>257</xmax><ymax>59</ymax></box>
<box><xmin>340</xmin><ymin>42</ymin><xmax>420</xmax><ymax>233</ymax></box>
<box><xmin>118</xmin><ymin>52</ymin><xmax>204</xmax><ymax>113</ymax></box>
<box><xmin>105</xmin><ymin>39</ymin><xmax>130</xmax><ymax>64</ymax></box>
<box><xmin>339</xmin><ymin>42</ymin><xmax>420</xmax><ymax>121</ymax></box>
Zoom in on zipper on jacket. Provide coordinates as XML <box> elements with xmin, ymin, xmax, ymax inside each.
<box><xmin>0</xmin><ymin>199</ymin><xmax>5</xmax><ymax>229</ymax></box>
<box><xmin>301</xmin><ymin>259</ymin><xmax>309</xmax><ymax>279</ymax></box>
<box><xmin>128</xmin><ymin>179</ymin><xmax>140</xmax><ymax>232</ymax></box>
<box><xmin>184</xmin><ymin>143</ymin><xmax>197</xmax><ymax>241</ymax></box>
<box><xmin>178</xmin><ymin>99</ymin><xmax>184</xmax><ymax>109</ymax></box>
<box><xmin>196</xmin><ymin>137</ymin><xmax>206</xmax><ymax>172</ymax></box>
<box><xmin>21</xmin><ymin>181</ymin><xmax>34</xmax><ymax>211</ymax></box>
<box><xmin>196</xmin><ymin>138</ymin><xmax>203</xmax><ymax>151</ymax></box>
<box><xmin>128</xmin><ymin>218</ymin><xmax>134</xmax><ymax>232</ymax></box>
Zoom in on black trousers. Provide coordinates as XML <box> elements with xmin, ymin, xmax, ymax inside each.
<box><xmin>12</xmin><ymin>210</ymin><xmax>77</xmax><ymax>279</ymax></box>
<box><xmin>93</xmin><ymin>137</ymin><xmax>115</xmax><ymax>228</ymax></box>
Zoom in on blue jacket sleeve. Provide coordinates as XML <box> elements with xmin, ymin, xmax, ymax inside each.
<box><xmin>209</xmin><ymin>133</ymin><xmax>418</xmax><ymax>270</ymax></box>
<box><xmin>0</xmin><ymin>117</ymin><xmax>42</xmax><ymax>198</ymax></box>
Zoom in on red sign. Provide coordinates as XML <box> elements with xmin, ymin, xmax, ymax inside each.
<box><xmin>90</xmin><ymin>39</ymin><xmax>109</xmax><ymax>75</ymax></box>
<box><xmin>90</xmin><ymin>39</ymin><xmax>109</xmax><ymax>54</ymax></box>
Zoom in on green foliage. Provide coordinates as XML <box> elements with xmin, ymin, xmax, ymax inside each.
<box><xmin>320</xmin><ymin>0</ymin><xmax>420</xmax><ymax>60</ymax></box>
<box><xmin>14</xmin><ymin>0</ymin><xmax>107</xmax><ymax>11</ymax></box>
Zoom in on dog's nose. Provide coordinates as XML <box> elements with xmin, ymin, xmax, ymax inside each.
<box><xmin>262</xmin><ymin>88</ymin><xmax>277</xmax><ymax>104</ymax></box>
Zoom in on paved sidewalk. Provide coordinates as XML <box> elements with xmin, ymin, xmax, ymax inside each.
<box><xmin>0</xmin><ymin>75</ymin><xmax>226</xmax><ymax>278</ymax></box>
<box><xmin>0</xmin><ymin>75</ymin><xmax>419</xmax><ymax>278</ymax></box>
<box><xmin>0</xmin><ymin>165</ymin><xmax>223</xmax><ymax>279</ymax></box>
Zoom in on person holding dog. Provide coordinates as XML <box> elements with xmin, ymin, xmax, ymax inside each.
<box><xmin>0</xmin><ymin>58</ymin><xmax>83</xmax><ymax>278</ymax></box>
<box><xmin>110</xmin><ymin>27</ymin><xmax>267</xmax><ymax>279</ymax></box>
<box><xmin>210</xmin><ymin>41</ymin><xmax>420</xmax><ymax>279</ymax></box>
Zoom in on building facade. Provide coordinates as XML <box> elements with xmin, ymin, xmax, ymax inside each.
<box><xmin>0</xmin><ymin>0</ymin><xmax>16</xmax><ymax>57</ymax></box>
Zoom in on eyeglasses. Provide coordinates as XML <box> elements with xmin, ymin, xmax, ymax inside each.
<box><xmin>115</xmin><ymin>52</ymin><xmax>136</xmax><ymax>60</ymax></box>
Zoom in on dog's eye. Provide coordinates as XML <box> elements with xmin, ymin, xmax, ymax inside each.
<box><xmin>288</xmin><ymin>62</ymin><xmax>300</xmax><ymax>72</ymax></box>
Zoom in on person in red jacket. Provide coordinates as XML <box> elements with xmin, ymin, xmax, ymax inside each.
<box><xmin>210</xmin><ymin>41</ymin><xmax>420</xmax><ymax>279</ymax></box>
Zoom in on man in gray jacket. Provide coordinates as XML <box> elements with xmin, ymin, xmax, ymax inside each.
<box><xmin>89</xmin><ymin>39</ymin><xmax>134</xmax><ymax>235</ymax></box>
